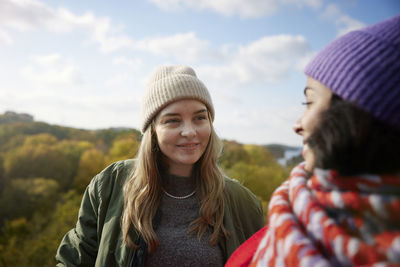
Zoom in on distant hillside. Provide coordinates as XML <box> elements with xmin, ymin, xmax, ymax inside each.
<box><xmin>0</xmin><ymin>111</ymin><xmax>34</xmax><ymax>124</ymax></box>
<box><xmin>0</xmin><ymin>111</ymin><xmax>300</xmax><ymax>161</ymax></box>
<box><xmin>265</xmin><ymin>144</ymin><xmax>302</xmax><ymax>166</ymax></box>
<box><xmin>264</xmin><ymin>144</ymin><xmax>301</xmax><ymax>158</ymax></box>
<box><xmin>0</xmin><ymin>111</ymin><xmax>141</xmax><ymax>149</ymax></box>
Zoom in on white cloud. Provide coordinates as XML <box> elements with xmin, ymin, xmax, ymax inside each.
<box><xmin>197</xmin><ymin>34</ymin><xmax>312</xmax><ymax>87</ymax></box>
<box><xmin>0</xmin><ymin>0</ymin><xmax>88</xmax><ymax>32</ymax></box>
<box><xmin>148</xmin><ymin>0</ymin><xmax>323</xmax><ymax>18</ymax></box>
<box><xmin>148</xmin><ymin>0</ymin><xmax>278</xmax><ymax>18</ymax></box>
<box><xmin>107</xmin><ymin>57</ymin><xmax>144</xmax><ymax>88</ymax></box>
<box><xmin>283</xmin><ymin>0</ymin><xmax>323</xmax><ymax>9</ymax></box>
<box><xmin>302</xmin><ymin>0</ymin><xmax>322</xmax><ymax>9</ymax></box>
<box><xmin>322</xmin><ymin>4</ymin><xmax>366</xmax><ymax>36</ymax></box>
<box><xmin>295</xmin><ymin>51</ymin><xmax>316</xmax><ymax>71</ymax></box>
<box><xmin>88</xmin><ymin>16</ymin><xmax>133</xmax><ymax>52</ymax></box>
<box><xmin>112</xmin><ymin>57</ymin><xmax>143</xmax><ymax>69</ymax></box>
<box><xmin>214</xmin><ymin>105</ymin><xmax>303</xmax><ymax>145</ymax></box>
<box><xmin>0</xmin><ymin>0</ymin><xmax>133</xmax><ymax>52</ymax></box>
<box><xmin>133</xmin><ymin>32</ymin><xmax>214</xmax><ymax>61</ymax></box>
<box><xmin>106</xmin><ymin>73</ymin><xmax>130</xmax><ymax>87</ymax></box>
<box><xmin>21</xmin><ymin>53</ymin><xmax>84</xmax><ymax>87</ymax></box>
<box><xmin>335</xmin><ymin>16</ymin><xmax>366</xmax><ymax>36</ymax></box>
<box><xmin>0</xmin><ymin>0</ymin><xmax>60</xmax><ymax>31</ymax></box>
<box><xmin>32</xmin><ymin>53</ymin><xmax>62</xmax><ymax>66</ymax></box>
<box><xmin>0</xmin><ymin>29</ymin><xmax>13</xmax><ymax>45</ymax></box>
<box><xmin>237</xmin><ymin>35</ymin><xmax>311</xmax><ymax>83</ymax></box>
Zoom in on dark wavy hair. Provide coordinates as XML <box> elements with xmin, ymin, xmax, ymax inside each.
<box><xmin>308</xmin><ymin>95</ymin><xmax>400</xmax><ymax>175</ymax></box>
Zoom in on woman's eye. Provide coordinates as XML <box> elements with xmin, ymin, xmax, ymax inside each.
<box><xmin>301</xmin><ymin>101</ymin><xmax>312</xmax><ymax>106</ymax></box>
<box><xmin>165</xmin><ymin>118</ymin><xmax>180</xmax><ymax>124</ymax></box>
<box><xmin>196</xmin><ymin>115</ymin><xmax>207</xmax><ymax>121</ymax></box>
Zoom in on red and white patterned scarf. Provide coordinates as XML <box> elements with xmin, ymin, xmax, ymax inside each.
<box><xmin>250</xmin><ymin>162</ymin><xmax>400</xmax><ymax>266</ymax></box>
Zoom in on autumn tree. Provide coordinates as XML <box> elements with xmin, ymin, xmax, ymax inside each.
<box><xmin>226</xmin><ymin>162</ymin><xmax>286</xmax><ymax>202</ymax></box>
<box><xmin>0</xmin><ymin>190</ymin><xmax>82</xmax><ymax>267</ymax></box>
<box><xmin>3</xmin><ymin>134</ymin><xmax>79</xmax><ymax>189</ymax></box>
<box><xmin>73</xmin><ymin>148</ymin><xmax>107</xmax><ymax>192</ymax></box>
<box><xmin>220</xmin><ymin>140</ymin><xmax>250</xmax><ymax>169</ymax></box>
<box><xmin>221</xmin><ymin>141</ymin><xmax>288</xmax><ymax>206</ymax></box>
<box><xmin>0</xmin><ymin>178</ymin><xmax>59</xmax><ymax>225</ymax></box>
<box><xmin>108</xmin><ymin>137</ymin><xmax>140</xmax><ymax>163</ymax></box>
<box><xmin>243</xmin><ymin>144</ymin><xmax>275</xmax><ymax>166</ymax></box>
<box><xmin>0</xmin><ymin>156</ymin><xmax>4</xmax><ymax>194</ymax></box>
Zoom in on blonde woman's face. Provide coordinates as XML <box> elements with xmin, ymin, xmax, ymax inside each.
<box><xmin>154</xmin><ymin>99</ymin><xmax>211</xmax><ymax>176</ymax></box>
<box><xmin>293</xmin><ymin>77</ymin><xmax>332</xmax><ymax>172</ymax></box>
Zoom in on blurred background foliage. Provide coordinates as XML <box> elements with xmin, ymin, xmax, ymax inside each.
<box><xmin>0</xmin><ymin>111</ymin><xmax>301</xmax><ymax>266</ymax></box>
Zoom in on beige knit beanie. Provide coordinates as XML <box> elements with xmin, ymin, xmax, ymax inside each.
<box><xmin>141</xmin><ymin>65</ymin><xmax>215</xmax><ymax>133</ymax></box>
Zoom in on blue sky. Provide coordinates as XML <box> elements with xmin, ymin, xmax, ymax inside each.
<box><xmin>0</xmin><ymin>0</ymin><xmax>399</xmax><ymax>146</ymax></box>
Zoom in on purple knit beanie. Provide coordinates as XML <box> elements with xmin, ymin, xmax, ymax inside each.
<box><xmin>305</xmin><ymin>15</ymin><xmax>400</xmax><ymax>129</ymax></box>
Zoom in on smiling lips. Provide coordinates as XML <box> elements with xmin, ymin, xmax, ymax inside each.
<box><xmin>177</xmin><ymin>143</ymin><xmax>199</xmax><ymax>150</ymax></box>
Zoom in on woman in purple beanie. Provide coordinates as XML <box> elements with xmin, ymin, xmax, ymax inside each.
<box><xmin>226</xmin><ymin>14</ymin><xmax>400</xmax><ymax>267</ymax></box>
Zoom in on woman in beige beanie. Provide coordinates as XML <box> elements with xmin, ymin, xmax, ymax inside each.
<box><xmin>56</xmin><ymin>65</ymin><xmax>264</xmax><ymax>267</ymax></box>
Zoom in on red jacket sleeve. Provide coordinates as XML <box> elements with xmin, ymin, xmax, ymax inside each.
<box><xmin>225</xmin><ymin>225</ymin><xmax>268</xmax><ymax>267</ymax></box>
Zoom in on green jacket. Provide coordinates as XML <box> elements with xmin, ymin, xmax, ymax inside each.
<box><xmin>56</xmin><ymin>159</ymin><xmax>264</xmax><ymax>266</ymax></box>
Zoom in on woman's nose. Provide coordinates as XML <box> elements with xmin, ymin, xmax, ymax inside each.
<box><xmin>293</xmin><ymin>117</ymin><xmax>303</xmax><ymax>136</ymax></box>
<box><xmin>181</xmin><ymin>122</ymin><xmax>196</xmax><ymax>138</ymax></box>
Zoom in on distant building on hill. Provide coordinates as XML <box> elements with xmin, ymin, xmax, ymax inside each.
<box><xmin>0</xmin><ymin>111</ymin><xmax>34</xmax><ymax>124</ymax></box>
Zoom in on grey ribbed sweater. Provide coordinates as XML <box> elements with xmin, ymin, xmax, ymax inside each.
<box><xmin>145</xmin><ymin>174</ymin><xmax>224</xmax><ymax>267</ymax></box>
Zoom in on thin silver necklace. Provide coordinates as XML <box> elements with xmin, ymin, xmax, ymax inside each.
<box><xmin>162</xmin><ymin>188</ymin><xmax>196</xmax><ymax>199</ymax></box>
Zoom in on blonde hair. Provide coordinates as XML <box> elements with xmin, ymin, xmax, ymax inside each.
<box><xmin>121</xmin><ymin>118</ymin><xmax>228</xmax><ymax>252</ymax></box>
